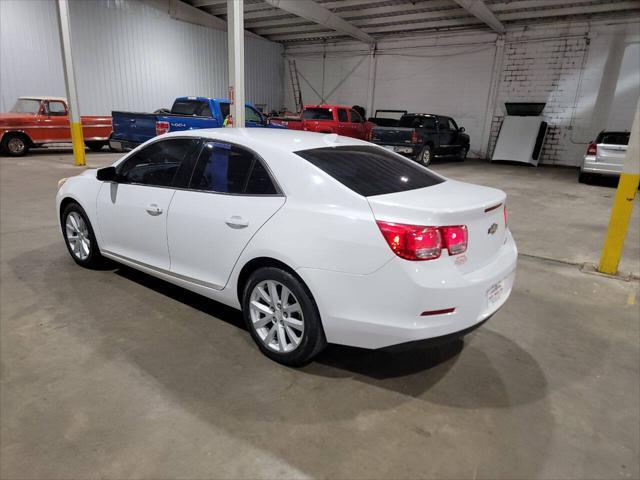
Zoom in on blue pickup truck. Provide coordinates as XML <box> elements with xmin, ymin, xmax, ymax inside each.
<box><xmin>109</xmin><ymin>96</ymin><xmax>280</xmax><ymax>151</ymax></box>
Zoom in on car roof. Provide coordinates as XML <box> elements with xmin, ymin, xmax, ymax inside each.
<box><xmin>19</xmin><ymin>96</ymin><xmax>67</xmax><ymax>102</ymax></box>
<box><xmin>304</xmin><ymin>105</ymin><xmax>351</xmax><ymax>109</ymax></box>
<box><xmin>161</xmin><ymin>128</ymin><xmax>370</xmax><ymax>153</ymax></box>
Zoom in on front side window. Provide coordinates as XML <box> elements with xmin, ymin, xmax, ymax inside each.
<box><xmin>47</xmin><ymin>101</ymin><xmax>67</xmax><ymax>116</ymax></box>
<box><xmin>190</xmin><ymin>141</ymin><xmax>277</xmax><ymax>195</ymax></box>
<box><xmin>438</xmin><ymin>117</ymin><xmax>453</xmax><ymax>131</ymax></box>
<box><xmin>349</xmin><ymin>109</ymin><xmax>363</xmax><ymax>124</ymax></box>
<box><xmin>448</xmin><ymin>118</ymin><xmax>458</xmax><ymax>131</ymax></box>
<box><xmin>296</xmin><ymin>146</ymin><xmax>443</xmax><ymax>197</ymax></box>
<box><xmin>302</xmin><ymin>108</ymin><xmax>333</xmax><ymax>120</ymax></box>
<box><xmin>245</xmin><ymin>106</ymin><xmax>263</xmax><ymax>124</ymax></box>
<box><xmin>118</xmin><ymin>138</ymin><xmax>199</xmax><ymax>187</ymax></box>
<box><xmin>10</xmin><ymin>99</ymin><xmax>41</xmax><ymax>114</ymax></box>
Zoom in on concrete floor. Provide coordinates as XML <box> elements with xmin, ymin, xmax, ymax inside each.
<box><xmin>1</xmin><ymin>149</ymin><xmax>639</xmax><ymax>479</ymax></box>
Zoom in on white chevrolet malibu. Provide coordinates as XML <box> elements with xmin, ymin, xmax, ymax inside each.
<box><xmin>56</xmin><ymin>129</ymin><xmax>517</xmax><ymax>365</ymax></box>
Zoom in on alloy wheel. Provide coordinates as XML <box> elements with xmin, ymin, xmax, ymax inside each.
<box><xmin>249</xmin><ymin>280</ymin><xmax>305</xmax><ymax>353</ymax></box>
<box><xmin>421</xmin><ymin>147</ymin><xmax>431</xmax><ymax>166</ymax></box>
<box><xmin>65</xmin><ymin>211</ymin><xmax>91</xmax><ymax>261</ymax></box>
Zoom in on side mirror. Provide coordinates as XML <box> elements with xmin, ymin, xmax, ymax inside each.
<box><xmin>96</xmin><ymin>166</ymin><xmax>117</xmax><ymax>182</ymax></box>
<box><xmin>459</xmin><ymin>126</ymin><xmax>465</xmax><ymax>133</ymax></box>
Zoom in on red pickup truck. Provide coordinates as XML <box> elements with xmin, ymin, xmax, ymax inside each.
<box><xmin>269</xmin><ymin>105</ymin><xmax>374</xmax><ymax>140</ymax></box>
<box><xmin>0</xmin><ymin>96</ymin><xmax>112</xmax><ymax>157</ymax></box>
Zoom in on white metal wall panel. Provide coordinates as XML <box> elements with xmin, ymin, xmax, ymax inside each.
<box><xmin>0</xmin><ymin>0</ymin><xmax>283</xmax><ymax>114</ymax></box>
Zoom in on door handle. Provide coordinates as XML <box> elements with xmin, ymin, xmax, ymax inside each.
<box><xmin>145</xmin><ymin>204</ymin><xmax>163</xmax><ymax>216</ymax></box>
<box><xmin>225</xmin><ymin>216</ymin><xmax>249</xmax><ymax>229</ymax></box>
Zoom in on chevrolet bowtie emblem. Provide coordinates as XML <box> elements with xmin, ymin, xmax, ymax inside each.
<box><xmin>488</xmin><ymin>223</ymin><xmax>498</xmax><ymax>235</ymax></box>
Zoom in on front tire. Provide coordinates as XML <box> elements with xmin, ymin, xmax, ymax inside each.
<box><xmin>418</xmin><ymin>144</ymin><xmax>432</xmax><ymax>167</ymax></box>
<box><xmin>242</xmin><ymin>267</ymin><xmax>326</xmax><ymax>366</ymax></box>
<box><xmin>1</xmin><ymin>133</ymin><xmax>30</xmax><ymax>157</ymax></box>
<box><xmin>61</xmin><ymin>203</ymin><xmax>104</xmax><ymax>268</ymax></box>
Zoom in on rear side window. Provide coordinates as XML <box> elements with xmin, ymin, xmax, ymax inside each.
<box><xmin>302</xmin><ymin>108</ymin><xmax>333</xmax><ymax>120</ymax></box>
<box><xmin>337</xmin><ymin>109</ymin><xmax>348</xmax><ymax>122</ymax></box>
<box><xmin>295</xmin><ymin>146</ymin><xmax>444</xmax><ymax>197</ymax></box>
<box><xmin>598</xmin><ymin>132</ymin><xmax>630</xmax><ymax>145</ymax></box>
<box><xmin>190</xmin><ymin>141</ymin><xmax>278</xmax><ymax>195</ymax></box>
<box><xmin>119</xmin><ymin>138</ymin><xmax>199</xmax><ymax>187</ymax></box>
<box><xmin>171</xmin><ymin>100</ymin><xmax>210</xmax><ymax>116</ymax></box>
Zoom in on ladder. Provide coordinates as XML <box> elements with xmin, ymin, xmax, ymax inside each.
<box><xmin>288</xmin><ymin>59</ymin><xmax>303</xmax><ymax>113</ymax></box>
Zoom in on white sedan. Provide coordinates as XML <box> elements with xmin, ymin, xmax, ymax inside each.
<box><xmin>56</xmin><ymin>129</ymin><xmax>517</xmax><ymax>365</ymax></box>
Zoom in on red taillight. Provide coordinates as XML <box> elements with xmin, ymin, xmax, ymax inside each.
<box><xmin>368</xmin><ymin>129</ymin><xmax>373</xmax><ymax>141</ymax></box>
<box><xmin>503</xmin><ymin>204</ymin><xmax>508</xmax><ymax>228</ymax></box>
<box><xmin>376</xmin><ymin>221</ymin><xmax>468</xmax><ymax>261</ymax></box>
<box><xmin>411</xmin><ymin>129</ymin><xmax>418</xmax><ymax>144</ymax></box>
<box><xmin>440</xmin><ymin>225</ymin><xmax>468</xmax><ymax>255</ymax></box>
<box><xmin>586</xmin><ymin>142</ymin><xmax>597</xmax><ymax>155</ymax></box>
<box><xmin>156</xmin><ymin>121</ymin><xmax>170</xmax><ymax>136</ymax></box>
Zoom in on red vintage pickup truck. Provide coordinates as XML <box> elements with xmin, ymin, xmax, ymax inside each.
<box><xmin>269</xmin><ymin>104</ymin><xmax>375</xmax><ymax>140</ymax></box>
<box><xmin>0</xmin><ymin>96</ymin><xmax>112</xmax><ymax>157</ymax></box>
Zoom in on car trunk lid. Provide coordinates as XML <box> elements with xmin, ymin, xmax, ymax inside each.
<box><xmin>596</xmin><ymin>143</ymin><xmax>627</xmax><ymax>167</ymax></box>
<box><xmin>367</xmin><ymin>179</ymin><xmax>507</xmax><ymax>273</ymax></box>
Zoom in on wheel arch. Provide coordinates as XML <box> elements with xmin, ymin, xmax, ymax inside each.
<box><xmin>1</xmin><ymin>130</ymin><xmax>34</xmax><ymax>149</ymax></box>
<box><xmin>236</xmin><ymin>256</ymin><xmax>309</xmax><ymax>306</ymax></box>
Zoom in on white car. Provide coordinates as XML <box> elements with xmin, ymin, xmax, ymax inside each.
<box><xmin>579</xmin><ymin>130</ymin><xmax>630</xmax><ymax>183</ymax></box>
<box><xmin>56</xmin><ymin>129</ymin><xmax>517</xmax><ymax>365</ymax></box>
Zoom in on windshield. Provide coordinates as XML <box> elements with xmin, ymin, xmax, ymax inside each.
<box><xmin>295</xmin><ymin>145</ymin><xmax>444</xmax><ymax>197</ymax></box>
<box><xmin>11</xmin><ymin>99</ymin><xmax>41</xmax><ymax>114</ymax></box>
<box><xmin>302</xmin><ymin>108</ymin><xmax>333</xmax><ymax>120</ymax></box>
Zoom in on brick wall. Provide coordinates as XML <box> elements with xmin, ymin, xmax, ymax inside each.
<box><xmin>489</xmin><ymin>36</ymin><xmax>589</xmax><ymax>165</ymax></box>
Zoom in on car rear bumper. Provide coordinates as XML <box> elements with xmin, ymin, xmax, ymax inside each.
<box><xmin>298</xmin><ymin>230</ymin><xmax>518</xmax><ymax>349</ymax></box>
<box><xmin>581</xmin><ymin>155</ymin><xmax>622</xmax><ymax>176</ymax></box>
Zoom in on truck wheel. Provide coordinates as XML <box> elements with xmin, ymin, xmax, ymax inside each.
<box><xmin>418</xmin><ymin>145</ymin><xmax>432</xmax><ymax>167</ymax></box>
<box><xmin>1</xmin><ymin>133</ymin><xmax>30</xmax><ymax>157</ymax></box>
<box><xmin>85</xmin><ymin>141</ymin><xmax>106</xmax><ymax>152</ymax></box>
<box><xmin>458</xmin><ymin>146</ymin><xmax>468</xmax><ymax>161</ymax></box>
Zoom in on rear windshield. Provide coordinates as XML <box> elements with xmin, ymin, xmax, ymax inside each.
<box><xmin>302</xmin><ymin>108</ymin><xmax>333</xmax><ymax>120</ymax></box>
<box><xmin>597</xmin><ymin>132</ymin><xmax>630</xmax><ymax>145</ymax></box>
<box><xmin>399</xmin><ymin>115</ymin><xmax>436</xmax><ymax>129</ymax></box>
<box><xmin>171</xmin><ymin>100</ymin><xmax>211</xmax><ymax>117</ymax></box>
<box><xmin>295</xmin><ymin>146</ymin><xmax>444</xmax><ymax>197</ymax></box>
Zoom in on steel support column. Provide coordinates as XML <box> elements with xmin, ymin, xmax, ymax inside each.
<box><xmin>227</xmin><ymin>0</ymin><xmax>245</xmax><ymax>127</ymax></box>
<box><xmin>56</xmin><ymin>0</ymin><xmax>85</xmax><ymax>166</ymax></box>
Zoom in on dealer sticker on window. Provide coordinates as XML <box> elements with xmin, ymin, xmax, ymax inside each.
<box><xmin>487</xmin><ymin>280</ymin><xmax>505</xmax><ymax>307</ymax></box>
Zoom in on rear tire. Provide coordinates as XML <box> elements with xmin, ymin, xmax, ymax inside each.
<box><xmin>242</xmin><ymin>267</ymin><xmax>326</xmax><ymax>366</ymax></box>
<box><xmin>85</xmin><ymin>141</ymin><xmax>106</xmax><ymax>152</ymax></box>
<box><xmin>61</xmin><ymin>202</ymin><xmax>105</xmax><ymax>268</ymax></box>
<box><xmin>578</xmin><ymin>171</ymin><xmax>592</xmax><ymax>184</ymax></box>
<box><xmin>1</xmin><ymin>133</ymin><xmax>30</xmax><ymax>157</ymax></box>
<box><xmin>417</xmin><ymin>144</ymin><xmax>432</xmax><ymax>167</ymax></box>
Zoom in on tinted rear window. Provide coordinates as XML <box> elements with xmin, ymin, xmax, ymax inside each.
<box><xmin>295</xmin><ymin>146</ymin><xmax>444</xmax><ymax>197</ymax></box>
<box><xmin>171</xmin><ymin>100</ymin><xmax>210</xmax><ymax>116</ymax></box>
<box><xmin>597</xmin><ymin>132</ymin><xmax>630</xmax><ymax>145</ymax></box>
<box><xmin>302</xmin><ymin>108</ymin><xmax>333</xmax><ymax>120</ymax></box>
<box><xmin>399</xmin><ymin>115</ymin><xmax>436</xmax><ymax>129</ymax></box>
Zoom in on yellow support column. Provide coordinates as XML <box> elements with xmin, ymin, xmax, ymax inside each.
<box><xmin>70</xmin><ymin>122</ymin><xmax>86</xmax><ymax>167</ymax></box>
<box><xmin>56</xmin><ymin>0</ymin><xmax>86</xmax><ymax>167</ymax></box>
<box><xmin>598</xmin><ymin>101</ymin><xmax>640</xmax><ymax>275</ymax></box>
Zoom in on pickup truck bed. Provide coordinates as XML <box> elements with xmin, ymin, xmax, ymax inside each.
<box><xmin>110</xmin><ymin>97</ymin><xmax>278</xmax><ymax>151</ymax></box>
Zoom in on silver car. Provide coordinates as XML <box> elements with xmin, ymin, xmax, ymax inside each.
<box><xmin>579</xmin><ymin>130</ymin><xmax>630</xmax><ymax>183</ymax></box>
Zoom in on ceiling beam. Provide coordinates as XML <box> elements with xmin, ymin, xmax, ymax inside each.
<box><xmin>452</xmin><ymin>0</ymin><xmax>504</xmax><ymax>33</ymax></box>
<box><xmin>262</xmin><ymin>0</ymin><xmax>376</xmax><ymax>44</ymax></box>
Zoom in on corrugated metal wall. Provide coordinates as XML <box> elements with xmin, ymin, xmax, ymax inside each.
<box><xmin>0</xmin><ymin>0</ymin><xmax>284</xmax><ymax>114</ymax></box>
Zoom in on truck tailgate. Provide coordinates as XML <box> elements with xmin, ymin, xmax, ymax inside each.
<box><xmin>111</xmin><ymin>111</ymin><xmax>158</xmax><ymax>145</ymax></box>
<box><xmin>370</xmin><ymin>126</ymin><xmax>414</xmax><ymax>146</ymax></box>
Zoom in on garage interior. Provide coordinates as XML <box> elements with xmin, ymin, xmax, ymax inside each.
<box><xmin>1</xmin><ymin>0</ymin><xmax>639</xmax><ymax>479</ymax></box>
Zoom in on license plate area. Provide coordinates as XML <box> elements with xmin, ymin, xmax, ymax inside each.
<box><xmin>487</xmin><ymin>280</ymin><xmax>505</xmax><ymax>308</ymax></box>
